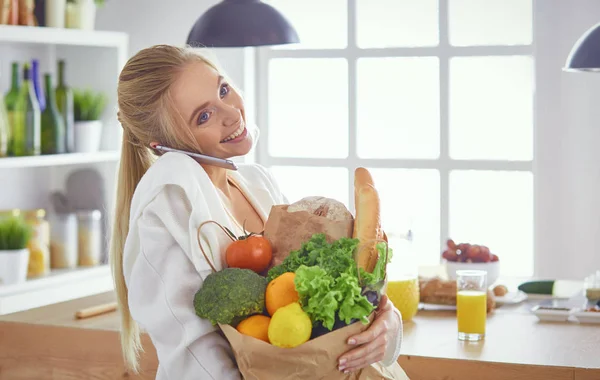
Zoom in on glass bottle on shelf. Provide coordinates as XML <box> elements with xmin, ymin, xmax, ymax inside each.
<box><xmin>0</xmin><ymin>73</ymin><xmax>9</xmax><ymax>157</ymax></box>
<box><xmin>385</xmin><ymin>229</ymin><xmax>420</xmax><ymax>322</ymax></box>
<box><xmin>41</xmin><ymin>73</ymin><xmax>66</xmax><ymax>154</ymax></box>
<box><xmin>13</xmin><ymin>63</ymin><xmax>41</xmax><ymax>156</ymax></box>
<box><xmin>23</xmin><ymin>209</ymin><xmax>51</xmax><ymax>278</ymax></box>
<box><xmin>31</xmin><ymin>59</ymin><xmax>46</xmax><ymax>113</ymax></box>
<box><xmin>4</xmin><ymin>62</ymin><xmax>20</xmax><ymax>156</ymax></box>
<box><xmin>55</xmin><ymin>60</ymin><xmax>74</xmax><ymax>153</ymax></box>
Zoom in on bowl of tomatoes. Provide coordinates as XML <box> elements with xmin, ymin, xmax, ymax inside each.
<box><xmin>442</xmin><ymin>239</ymin><xmax>500</xmax><ymax>286</ymax></box>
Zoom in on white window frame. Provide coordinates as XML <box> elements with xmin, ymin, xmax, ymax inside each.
<box><xmin>255</xmin><ymin>0</ymin><xmax>535</xmax><ymax>264</ymax></box>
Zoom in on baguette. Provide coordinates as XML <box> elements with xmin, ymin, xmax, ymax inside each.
<box><xmin>352</xmin><ymin>167</ymin><xmax>385</xmax><ymax>273</ymax></box>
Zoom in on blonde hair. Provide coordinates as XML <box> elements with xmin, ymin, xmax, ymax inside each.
<box><xmin>110</xmin><ymin>44</ymin><xmax>226</xmax><ymax>373</ymax></box>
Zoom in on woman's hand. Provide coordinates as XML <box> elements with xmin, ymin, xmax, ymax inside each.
<box><xmin>337</xmin><ymin>295</ymin><xmax>401</xmax><ymax>373</ymax></box>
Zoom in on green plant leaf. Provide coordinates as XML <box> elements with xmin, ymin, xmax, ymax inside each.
<box><xmin>73</xmin><ymin>88</ymin><xmax>108</xmax><ymax>121</ymax></box>
<box><xmin>0</xmin><ymin>216</ymin><xmax>32</xmax><ymax>251</ymax></box>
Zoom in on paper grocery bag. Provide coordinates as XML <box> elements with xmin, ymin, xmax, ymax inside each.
<box><xmin>219</xmin><ymin>314</ymin><xmax>409</xmax><ymax>380</ymax></box>
<box><xmin>263</xmin><ymin>205</ymin><xmax>354</xmax><ymax>269</ymax></box>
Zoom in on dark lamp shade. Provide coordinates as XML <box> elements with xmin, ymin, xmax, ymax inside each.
<box><xmin>187</xmin><ymin>0</ymin><xmax>299</xmax><ymax>48</ymax></box>
<box><xmin>564</xmin><ymin>22</ymin><xmax>600</xmax><ymax>72</ymax></box>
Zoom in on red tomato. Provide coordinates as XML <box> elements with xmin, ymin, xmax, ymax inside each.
<box><xmin>226</xmin><ymin>235</ymin><xmax>273</xmax><ymax>273</ymax></box>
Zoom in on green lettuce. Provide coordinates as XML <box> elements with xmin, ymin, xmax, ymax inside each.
<box><xmin>268</xmin><ymin>233</ymin><xmax>392</xmax><ymax>331</ymax></box>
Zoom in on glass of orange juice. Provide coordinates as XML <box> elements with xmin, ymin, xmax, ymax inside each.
<box><xmin>456</xmin><ymin>270</ymin><xmax>487</xmax><ymax>341</ymax></box>
<box><xmin>384</xmin><ymin>230</ymin><xmax>420</xmax><ymax>322</ymax></box>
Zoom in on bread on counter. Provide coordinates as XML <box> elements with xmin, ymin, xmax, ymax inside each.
<box><xmin>419</xmin><ymin>276</ymin><xmax>496</xmax><ymax>313</ymax></box>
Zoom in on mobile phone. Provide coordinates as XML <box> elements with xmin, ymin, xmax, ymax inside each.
<box><xmin>150</xmin><ymin>144</ymin><xmax>238</xmax><ymax>170</ymax></box>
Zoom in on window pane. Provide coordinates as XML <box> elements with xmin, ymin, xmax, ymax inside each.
<box><xmin>449</xmin><ymin>0</ymin><xmax>533</xmax><ymax>46</ymax></box>
<box><xmin>357</xmin><ymin>57</ymin><xmax>440</xmax><ymax>159</ymax></box>
<box><xmin>268</xmin><ymin>59</ymin><xmax>348</xmax><ymax>158</ymax></box>
<box><xmin>356</xmin><ymin>0</ymin><xmax>439</xmax><ymax>48</ymax></box>
<box><xmin>449</xmin><ymin>170</ymin><xmax>533</xmax><ymax>277</ymax></box>
<box><xmin>269</xmin><ymin>166</ymin><xmax>349</xmax><ymax>206</ymax></box>
<box><xmin>449</xmin><ymin>56</ymin><xmax>533</xmax><ymax>160</ymax></box>
<box><xmin>367</xmin><ymin>169</ymin><xmax>440</xmax><ymax>266</ymax></box>
<box><xmin>266</xmin><ymin>0</ymin><xmax>347</xmax><ymax>49</ymax></box>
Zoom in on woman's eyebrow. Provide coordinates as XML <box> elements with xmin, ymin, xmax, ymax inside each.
<box><xmin>187</xmin><ymin>75</ymin><xmax>225</xmax><ymax>124</ymax></box>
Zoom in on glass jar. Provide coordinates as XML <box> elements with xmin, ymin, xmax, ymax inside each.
<box><xmin>385</xmin><ymin>230</ymin><xmax>420</xmax><ymax>322</ymax></box>
<box><xmin>23</xmin><ymin>209</ymin><xmax>51</xmax><ymax>277</ymax></box>
<box><xmin>49</xmin><ymin>212</ymin><xmax>78</xmax><ymax>269</ymax></box>
<box><xmin>77</xmin><ymin>210</ymin><xmax>102</xmax><ymax>266</ymax></box>
<box><xmin>584</xmin><ymin>271</ymin><xmax>600</xmax><ymax>301</ymax></box>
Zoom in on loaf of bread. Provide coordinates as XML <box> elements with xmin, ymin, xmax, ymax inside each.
<box><xmin>352</xmin><ymin>167</ymin><xmax>385</xmax><ymax>273</ymax></box>
<box><xmin>287</xmin><ymin>196</ymin><xmax>354</xmax><ymax>223</ymax></box>
<box><xmin>419</xmin><ymin>276</ymin><xmax>496</xmax><ymax>313</ymax></box>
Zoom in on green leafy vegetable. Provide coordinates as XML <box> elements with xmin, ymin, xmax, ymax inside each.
<box><xmin>268</xmin><ymin>233</ymin><xmax>392</xmax><ymax>331</ymax></box>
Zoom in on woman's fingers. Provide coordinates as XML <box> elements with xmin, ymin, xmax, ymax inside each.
<box><xmin>338</xmin><ymin>333</ymin><xmax>387</xmax><ymax>372</ymax></box>
<box><xmin>347</xmin><ymin>317</ymin><xmax>388</xmax><ymax>346</ymax></box>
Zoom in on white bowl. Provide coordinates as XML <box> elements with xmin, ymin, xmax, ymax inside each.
<box><xmin>531</xmin><ymin>305</ymin><xmax>573</xmax><ymax>323</ymax></box>
<box><xmin>571</xmin><ymin>308</ymin><xmax>600</xmax><ymax>324</ymax></box>
<box><xmin>444</xmin><ymin>260</ymin><xmax>500</xmax><ymax>287</ymax></box>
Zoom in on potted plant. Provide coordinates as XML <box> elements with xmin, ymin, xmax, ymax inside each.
<box><xmin>66</xmin><ymin>0</ymin><xmax>104</xmax><ymax>30</ymax></box>
<box><xmin>73</xmin><ymin>88</ymin><xmax>107</xmax><ymax>153</ymax></box>
<box><xmin>0</xmin><ymin>216</ymin><xmax>32</xmax><ymax>285</ymax></box>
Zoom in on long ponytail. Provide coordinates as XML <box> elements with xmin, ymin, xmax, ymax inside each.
<box><xmin>110</xmin><ymin>44</ymin><xmax>230</xmax><ymax>372</ymax></box>
<box><xmin>110</xmin><ymin>127</ymin><xmax>153</xmax><ymax>373</ymax></box>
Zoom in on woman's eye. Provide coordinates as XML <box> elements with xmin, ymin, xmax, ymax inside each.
<box><xmin>198</xmin><ymin>111</ymin><xmax>210</xmax><ymax>125</ymax></box>
<box><xmin>220</xmin><ymin>83</ymin><xmax>230</xmax><ymax>98</ymax></box>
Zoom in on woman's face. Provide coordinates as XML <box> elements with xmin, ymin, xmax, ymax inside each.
<box><xmin>170</xmin><ymin>61</ymin><xmax>252</xmax><ymax>159</ymax></box>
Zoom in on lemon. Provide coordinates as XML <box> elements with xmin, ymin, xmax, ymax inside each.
<box><xmin>268</xmin><ymin>302</ymin><xmax>312</xmax><ymax>348</ymax></box>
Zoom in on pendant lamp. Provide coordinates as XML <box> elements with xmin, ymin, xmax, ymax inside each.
<box><xmin>187</xmin><ymin>0</ymin><xmax>299</xmax><ymax>48</ymax></box>
<box><xmin>564</xmin><ymin>22</ymin><xmax>600</xmax><ymax>72</ymax></box>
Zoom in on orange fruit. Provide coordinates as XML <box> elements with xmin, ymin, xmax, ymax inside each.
<box><xmin>266</xmin><ymin>272</ymin><xmax>300</xmax><ymax>316</ymax></box>
<box><xmin>236</xmin><ymin>315</ymin><xmax>271</xmax><ymax>343</ymax></box>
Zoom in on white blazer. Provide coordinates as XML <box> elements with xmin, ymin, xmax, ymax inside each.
<box><xmin>122</xmin><ymin>152</ymin><xmax>402</xmax><ymax>380</ymax></box>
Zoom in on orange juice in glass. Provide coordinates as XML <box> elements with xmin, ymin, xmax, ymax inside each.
<box><xmin>384</xmin><ymin>231</ymin><xmax>420</xmax><ymax>322</ymax></box>
<box><xmin>456</xmin><ymin>270</ymin><xmax>487</xmax><ymax>341</ymax></box>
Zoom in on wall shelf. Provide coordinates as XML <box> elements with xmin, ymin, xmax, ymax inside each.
<box><xmin>0</xmin><ymin>25</ymin><xmax>128</xmax><ymax>48</ymax></box>
<box><xmin>0</xmin><ymin>151</ymin><xmax>121</xmax><ymax>169</ymax></box>
<box><xmin>0</xmin><ymin>265</ymin><xmax>114</xmax><ymax>315</ymax></box>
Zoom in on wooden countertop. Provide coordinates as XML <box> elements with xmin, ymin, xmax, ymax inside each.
<box><xmin>1</xmin><ymin>291</ymin><xmax>599</xmax><ymax>380</ymax></box>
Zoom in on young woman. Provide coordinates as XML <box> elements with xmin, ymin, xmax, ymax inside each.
<box><xmin>110</xmin><ymin>44</ymin><xmax>403</xmax><ymax>379</ymax></box>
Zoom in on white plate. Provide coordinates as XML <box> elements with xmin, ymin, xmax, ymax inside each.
<box><xmin>571</xmin><ymin>308</ymin><xmax>600</xmax><ymax>324</ymax></box>
<box><xmin>494</xmin><ymin>290</ymin><xmax>528</xmax><ymax>306</ymax></box>
<box><xmin>531</xmin><ymin>305</ymin><xmax>572</xmax><ymax>322</ymax></box>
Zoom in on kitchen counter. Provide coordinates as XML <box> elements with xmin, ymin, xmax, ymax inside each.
<box><xmin>1</xmin><ymin>292</ymin><xmax>599</xmax><ymax>380</ymax></box>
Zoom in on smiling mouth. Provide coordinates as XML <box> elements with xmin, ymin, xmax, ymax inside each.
<box><xmin>220</xmin><ymin>124</ymin><xmax>246</xmax><ymax>143</ymax></box>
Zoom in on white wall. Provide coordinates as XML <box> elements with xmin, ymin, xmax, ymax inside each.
<box><xmin>535</xmin><ymin>0</ymin><xmax>600</xmax><ymax>280</ymax></box>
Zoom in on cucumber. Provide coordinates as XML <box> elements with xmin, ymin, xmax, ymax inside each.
<box><xmin>518</xmin><ymin>280</ymin><xmax>555</xmax><ymax>295</ymax></box>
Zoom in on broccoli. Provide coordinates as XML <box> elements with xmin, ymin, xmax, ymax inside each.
<box><xmin>193</xmin><ymin>268</ymin><xmax>267</xmax><ymax>326</ymax></box>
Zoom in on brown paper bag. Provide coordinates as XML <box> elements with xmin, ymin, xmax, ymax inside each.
<box><xmin>220</xmin><ymin>313</ymin><xmax>409</xmax><ymax>380</ymax></box>
<box><xmin>263</xmin><ymin>205</ymin><xmax>354</xmax><ymax>269</ymax></box>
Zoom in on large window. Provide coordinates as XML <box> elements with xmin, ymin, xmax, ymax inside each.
<box><xmin>256</xmin><ymin>0</ymin><xmax>534</xmax><ymax>277</ymax></box>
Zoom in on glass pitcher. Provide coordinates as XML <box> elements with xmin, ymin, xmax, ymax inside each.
<box><xmin>385</xmin><ymin>230</ymin><xmax>420</xmax><ymax>322</ymax></box>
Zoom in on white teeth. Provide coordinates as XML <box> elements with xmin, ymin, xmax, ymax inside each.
<box><xmin>222</xmin><ymin>125</ymin><xmax>244</xmax><ymax>142</ymax></box>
